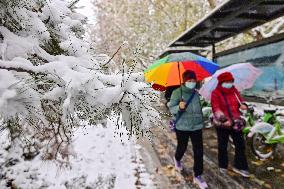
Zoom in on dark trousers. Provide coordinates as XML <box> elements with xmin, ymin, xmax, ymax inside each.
<box><xmin>216</xmin><ymin>127</ymin><xmax>249</xmax><ymax>170</ymax></box>
<box><xmin>175</xmin><ymin>129</ymin><xmax>203</xmax><ymax>177</ymax></box>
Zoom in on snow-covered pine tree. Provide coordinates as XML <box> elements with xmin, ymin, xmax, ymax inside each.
<box><xmin>0</xmin><ymin>0</ymin><xmax>160</xmax><ymax>161</ymax></box>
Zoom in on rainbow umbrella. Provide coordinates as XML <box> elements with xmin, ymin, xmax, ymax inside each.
<box><xmin>144</xmin><ymin>52</ymin><xmax>219</xmax><ymax>88</ymax></box>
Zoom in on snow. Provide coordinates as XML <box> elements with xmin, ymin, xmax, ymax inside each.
<box><xmin>0</xmin><ymin>27</ymin><xmax>37</xmax><ymax>60</ymax></box>
<box><xmin>0</xmin><ymin>69</ymin><xmax>44</xmax><ymax>120</ymax></box>
<box><xmin>59</xmin><ymin>35</ymin><xmax>90</xmax><ymax>56</ymax></box>
<box><xmin>14</xmin><ymin>6</ymin><xmax>50</xmax><ymax>42</ymax></box>
<box><xmin>0</xmin><ymin>120</ymin><xmax>155</xmax><ymax>189</ymax></box>
<box><xmin>0</xmin><ymin>27</ymin><xmax>54</xmax><ymax>62</ymax></box>
<box><xmin>248</xmin><ymin>102</ymin><xmax>284</xmax><ymax>117</ymax></box>
<box><xmin>75</xmin><ymin>0</ymin><xmax>96</xmax><ymax>24</ymax></box>
<box><xmin>0</xmin><ymin>39</ymin><xmax>159</xmax><ymax>131</ymax></box>
<box><xmin>255</xmin><ymin>18</ymin><xmax>284</xmax><ymax>38</ymax></box>
<box><xmin>243</xmin><ymin>101</ymin><xmax>284</xmax><ymax>126</ymax></box>
<box><xmin>0</xmin><ymin>0</ymin><xmax>160</xmax><ymax>187</ymax></box>
<box><xmin>41</xmin><ymin>0</ymin><xmax>71</xmax><ymax>24</ymax></box>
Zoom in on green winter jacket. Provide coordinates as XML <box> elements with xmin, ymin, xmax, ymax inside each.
<box><xmin>167</xmin><ymin>85</ymin><xmax>204</xmax><ymax>131</ymax></box>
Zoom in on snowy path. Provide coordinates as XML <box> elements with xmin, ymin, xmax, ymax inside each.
<box><xmin>0</xmin><ymin>120</ymin><xmax>154</xmax><ymax>189</ymax></box>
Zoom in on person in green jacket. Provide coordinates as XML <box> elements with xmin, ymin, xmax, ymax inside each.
<box><xmin>167</xmin><ymin>70</ymin><xmax>208</xmax><ymax>189</ymax></box>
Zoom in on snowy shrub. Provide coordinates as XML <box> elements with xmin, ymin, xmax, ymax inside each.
<box><xmin>0</xmin><ymin>0</ymin><xmax>160</xmax><ymax>162</ymax></box>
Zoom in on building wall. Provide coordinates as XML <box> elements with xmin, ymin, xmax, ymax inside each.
<box><xmin>216</xmin><ymin>39</ymin><xmax>284</xmax><ymax>101</ymax></box>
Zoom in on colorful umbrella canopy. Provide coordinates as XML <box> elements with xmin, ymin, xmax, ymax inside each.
<box><xmin>144</xmin><ymin>52</ymin><xmax>219</xmax><ymax>87</ymax></box>
<box><xmin>199</xmin><ymin>63</ymin><xmax>263</xmax><ymax>101</ymax></box>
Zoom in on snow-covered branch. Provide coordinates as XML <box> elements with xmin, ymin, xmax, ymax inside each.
<box><xmin>253</xmin><ymin>18</ymin><xmax>284</xmax><ymax>38</ymax></box>
<box><xmin>0</xmin><ymin>0</ymin><xmax>160</xmax><ymax>162</ymax></box>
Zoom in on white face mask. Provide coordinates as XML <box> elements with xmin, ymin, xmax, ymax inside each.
<box><xmin>185</xmin><ymin>81</ymin><xmax>196</xmax><ymax>89</ymax></box>
<box><xmin>222</xmin><ymin>82</ymin><xmax>233</xmax><ymax>89</ymax></box>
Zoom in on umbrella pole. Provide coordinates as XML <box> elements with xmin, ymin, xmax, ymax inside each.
<box><xmin>178</xmin><ymin>62</ymin><xmax>183</xmax><ymax>100</ymax></box>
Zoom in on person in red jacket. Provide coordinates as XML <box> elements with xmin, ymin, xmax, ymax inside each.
<box><xmin>211</xmin><ymin>72</ymin><xmax>250</xmax><ymax>177</ymax></box>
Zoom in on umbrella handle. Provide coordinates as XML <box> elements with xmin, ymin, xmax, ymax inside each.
<box><xmin>178</xmin><ymin>62</ymin><xmax>183</xmax><ymax>99</ymax></box>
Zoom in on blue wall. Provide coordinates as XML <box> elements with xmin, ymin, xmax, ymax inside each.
<box><xmin>216</xmin><ymin>40</ymin><xmax>284</xmax><ymax>98</ymax></box>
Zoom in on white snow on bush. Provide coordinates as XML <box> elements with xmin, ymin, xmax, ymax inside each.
<box><xmin>0</xmin><ymin>0</ymin><xmax>160</xmax><ymax>131</ymax></box>
<box><xmin>0</xmin><ymin>0</ymin><xmax>159</xmax><ymax>187</ymax></box>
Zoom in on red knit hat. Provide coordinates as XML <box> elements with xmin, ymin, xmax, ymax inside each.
<box><xmin>217</xmin><ymin>72</ymin><xmax>234</xmax><ymax>83</ymax></box>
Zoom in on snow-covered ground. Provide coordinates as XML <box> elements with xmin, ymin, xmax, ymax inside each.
<box><xmin>0</xmin><ymin>119</ymin><xmax>154</xmax><ymax>189</ymax></box>
<box><xmin>249</xmin><ymin>102</ymin><xmax>284</xmax><ymax>123</ymax></box>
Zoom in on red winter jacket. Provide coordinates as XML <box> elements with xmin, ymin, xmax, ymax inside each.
<box><xmin>211</xmin><ymin>85</ymin><xmax>244</xmax><ymax>120</ymax></box>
